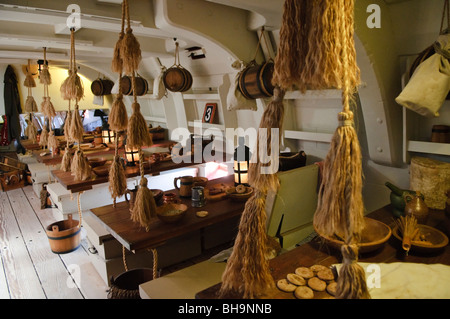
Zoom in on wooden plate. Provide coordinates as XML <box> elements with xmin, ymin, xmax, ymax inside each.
<box><xmin>392</xmin><ymin>224</ymin><xmax>449</xmax><ymax>253</ymax></box>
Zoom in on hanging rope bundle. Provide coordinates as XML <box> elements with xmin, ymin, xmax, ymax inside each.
<box><xmin>23</xmin><ymin>59</ymin><xmax>36</xmax><ymax>88</ymax></box>
<box><xmin>39</xmin><ymin>126</ymin><xmax>48</xmax><ymax>148</ymax></box>
<box><xmin>60</xmin><ymin>100</ymin><xmax>73</xmax><ymax>171</ymax></box>
<box><xmin>71</xmin><ymin>148</ymin><xmax>91</xmax><ymax>181</ymax></box>
<box><xmin>40</xmin><ymin>47</ymin><xmax>52</xmax><ymax>85</ymax></box>
<box><xmin>272</xmin><ymin>0</ymin><xmax>360</xmax><ymax>93</ymax></box>
<box><xmin>220</xmin><ymin>87</ymin><xmax>285</xmax><ymax>299</ymax></box>
<box><xmin>310</xmin><ymin>0</ymin><xmax>369</xmax><ymax>299</ymax></box>
<box><xmin>25</xmin><ymin>119</ymin><xmax>37</xmax><ymax>143</ymax></box>
<box><xmin>64</xmin><ymin>29</ymin><xmax>84</xmax><ymax>101</ymax></box>
<box><xmin>24</xmin><ymin>95</ymin><xmax>38</xmax><ymax>113</ymax></box>
<box><xmin>47</xmin><ymin>129</ymin><xmax>59</xmax><ymax>155</ymax></box>
<box><xmin>108</xmin><ymin>0</ymin><xmax>129</xmax><ymax>205</ymax></box>
<box><xmin>111</xmin><ymin>0</ymin><xmax>125</xmax><ymax>74</ymax></box>
<box><xmin>129</xmin><ymin>154</ymin><xmax>157</xmax><ymax>231</ymax></box>
<box><xmin>108</xmin><ymin>135</ymin><xmax>128</xmax><ymax>207</ymax></box>
<box><xmin>120</xmin><ymin>0</ymin><xmax>142</xmax><ymax>75</ymax></box>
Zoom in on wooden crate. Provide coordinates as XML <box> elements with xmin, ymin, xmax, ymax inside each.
<box><xmin>0</xmin><ymin>155</ymin><xmax>28</xmax><ymax>191</ymax></box>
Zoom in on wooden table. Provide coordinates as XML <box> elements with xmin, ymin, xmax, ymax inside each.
<box><xmin>196</xmin><ymin>205</ymin><xmax>450</xmax><ymax>299</ymax></box>
<box><xmin>52</xmin><ymin>153</ymin><xmax>201</xmax><ymax>193</ymax></box>
<box><xmin>89</xmin><ymin>175</ymin><xmax>245</xmax><ymax>252</ymax></box>
<box><xmin>32</xmin><ymin>139</ymin><xmax>176</xmax><ymax>166</ymax></box>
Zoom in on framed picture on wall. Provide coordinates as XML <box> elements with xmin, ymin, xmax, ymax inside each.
<box><xmin>202</xmin><ymin>103</ymin><xmax>217</xmax><ymax>123</ymax></box>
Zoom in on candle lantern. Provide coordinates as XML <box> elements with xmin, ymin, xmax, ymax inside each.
<box><xmin>125</xmin><ymin>144</ymin><xmax>140</xmax><ymax>166</ymax></box>
<box><xmin>234</xmin><ymin>136</ymin><xmax>251</xmax><ymax>186</ymax></box>
<box><xmin>102</xmin><ymin>126</ymin><xmax>115</xmax><ymax>145</ymax></box>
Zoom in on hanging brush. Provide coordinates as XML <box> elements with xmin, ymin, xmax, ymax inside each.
<box><xmin>394</xmin><ymin>215</ymin><xmax>419</xmax><ymax>255</ymax></box>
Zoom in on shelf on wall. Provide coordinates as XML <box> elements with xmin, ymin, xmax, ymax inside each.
<box><xmin>182</xmin><ymin>93</ymin><xmax>220</xmax><ymax>100</ymax></box>
<box><xmin>284</xmin><ymin>130</ymin><xmax>333</xmax><ymax>143</ymax></box>
<box><xmin>144</xmin><ymin>116</ymin><xmax>166</xmax><ymax>123</ymax></box>
<box><xmin>406</xmin><ymin>140</ymin><xmax>450</xmax><ymax>156</ymax></box>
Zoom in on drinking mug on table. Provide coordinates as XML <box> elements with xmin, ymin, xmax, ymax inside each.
<box><xmin>125</xmin><ymin>187</ymin><xmax>138</xmax><ymax>210</ymax></box>
<box><xmin>191</xmin><ymin>186</ymin><xmax>206</xmax><ymax>207</ymax></box>
<box><xmin>174</xmin><ymin>175</ymin><xmax>195</xmax><ymax>198</ymax></box>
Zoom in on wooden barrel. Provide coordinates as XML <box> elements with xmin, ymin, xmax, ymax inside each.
<box><xmin>107</xmin><ymin>268</ymin><xmax>154</xmax><ymax>299</ymax></box>
<box><xmin>238</xmin><ymin>61</ymin><xmax>274</xmax><ymax>99</ymax></box>
<box><xmin>45</xmin><ymin>214</ymin><xmax>81</xmax><ymax>254</ymax></box>
<box><xmin>163</xmin><ymin>66</ymin><xmax>193</xmax><ymax>92</ymax></box>
<box><xmin>120</xmin><ymin>75</ymin><xmax>149</xmax><ymax>96</ymax></box>
<box><xmin>91</xmin><ymin>78</ymin><xmax>114</xmax><ymax>96</ymax></box>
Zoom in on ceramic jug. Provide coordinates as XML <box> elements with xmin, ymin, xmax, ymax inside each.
<box><xmin>174</xmin><ymin>176</ymin><xmax>194</xmax><ymax>198</ymax></box>
<box><xmin>403</xmin><ymin>191</ymin><xmax>429</xmax><ymax>224</ymax></box>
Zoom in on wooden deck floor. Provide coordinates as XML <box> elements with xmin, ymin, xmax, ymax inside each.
<box><xmin>0</xmin><ymin>185</ymin><xmax>110</xmax><ymax>299</ymax></box>
<box><xmin>0</xmin><ymin>184</ymin><xmax>233</xmax><ymax>299</ymax></box>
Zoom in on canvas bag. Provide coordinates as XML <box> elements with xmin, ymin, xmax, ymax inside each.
<box><xmin>396</xmin><ymin>33</ymin><xmax>450</xmax><ymax>118</ymax></box>
<box><xmin>227</xmin><ymin>60</ymin><xmax>257</xmax><ymax>111</ymax></box>
<box><xmin>152</xmin><ymin>65</ymin><xmax>167</xmax><ymax>100</ymax></box>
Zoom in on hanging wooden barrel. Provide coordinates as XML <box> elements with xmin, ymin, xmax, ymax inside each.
<box><xmin>162</xmin><ymin>66</ymin><xmax>193</xmax><ymax>92</ymax></box>
<box><xmin>91</xmin><ymin>78</ymin><xmax>114</xmax><ymax>96</ymax></box>
<box><xmin>238</xmin><ymin>61</ymin><xmax>274</xmax><ymax>99</ymax></box>
<box><xmin>45</xmin><ymin>214</ymin><xmax>81</xmax><ymax>254</ymax></box>
<box><xmin>120</xmin><ymin>75</ymin><xmax>149</xmax><ymax>96</ymax></box>
<box><xmin>107</xmin><ymin>268</ymin><xmax>154</xmax><ymax>299</ymax></box>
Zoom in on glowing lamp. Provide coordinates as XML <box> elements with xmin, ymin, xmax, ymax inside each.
<box><xmin>234</xmin><ymin>136</ymin><xmax>251</xmax><ymax>186</ymax></box>
<box><xmin>124</xmin><ymin>145</ymin><xmax>140</xmax><ymax>166</ymax></box>
<box><xmin>102</xmin><ymin>127</ymin><xmax>115</xmax><ymax>145</ymax></box>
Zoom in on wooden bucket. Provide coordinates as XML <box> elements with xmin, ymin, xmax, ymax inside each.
<box><xmin>238</xmin><ymin>60</ymin><xmax>274</xmax><ymax>99</ymax></box>
<box><xmin>45</xmin><ymin>214</ymin><xmax>81</xmax><ymax>254</ymax></box>
<box><xmin>120</xmin><ymin>75</ymin><xmax>149</xmax><ymax>96</ymax></box>
<box><xmin>163</xmin><ymin>66</ymin><xmax>193</xmax><ymax>92</ymax></box>
<box><xmin>90</xmin><ymin>78</ymin><xmax>114</xmax><ymax>96</ymax></box>
<box><xmin>107</xmin><ymin>268</ymin><xmax>154</xmax><ymax>299</ymax></box>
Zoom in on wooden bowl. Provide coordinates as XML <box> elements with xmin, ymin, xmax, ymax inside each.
<box><xmin>88</xmin><ymin>157</ymin><xmax>107</xmax><ymax>168</ymax></box>
<box><xmin>225</xmin><ymin>186</ymin><xmax>254</xmax><ymax>202</ymax></box>
<box><xmin>315</xmin><ymin>217</ymin><xmax>392</xmax><ymax>254</ymax></box>
<box><xmin>392</xmin><ymin>224</ymin><xmax>449</xmax><ymax>253</ymax></box>
<box><xmin>92</xmin><ymin>164</ymin><xmax>110</xmax><ymax>177</ymax></box>
<box><xmin>156</xmin><ymin>203</ymin><xmax>188</xmax><ymax>223</ymax></box>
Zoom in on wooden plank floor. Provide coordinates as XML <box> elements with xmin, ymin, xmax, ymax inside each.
<box><xmin>0</xmin><ymin>184</ymin><xmax>235</xmax><ymax>299</ymax></box>
<box><xmin>0</xmin><ymin>185</ymin><xmax>109</xmax><ymax>299</ymax></box>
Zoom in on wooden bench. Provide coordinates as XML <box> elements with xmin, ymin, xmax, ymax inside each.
<box><xmin>139</xmin><ymin>260</ymin><xmax>226</xmax><ymax>299</ymax></box>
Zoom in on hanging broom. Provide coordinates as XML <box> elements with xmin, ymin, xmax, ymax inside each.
<box><xmin>220</xmin><ymin>86</ymin><xmax>285</xmax><ymax>299</ymax></box>
<box><xmin>311</xmin><ymin>0</ymin><xmax>369</xmax><ymax>299</ymax></box>
<box><xmin>39</xmin><ymin>47</ymin><xmax>52</xmax><ymax>85</ymax></box>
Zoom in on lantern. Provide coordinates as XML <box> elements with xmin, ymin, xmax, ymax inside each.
<box><xmin>234</xmin><ymin>136</ymin><xmax>251</xmax><ymax>186</ymax></box>
<box><xmin>124</xmin><ymin>144</ymin><xmax>140</xmax><ymax>166</ymax></box>
<box><xmin>102</xmin><ymin>126</ymin><xmax>115</xmax><ymax>145</ymax></box>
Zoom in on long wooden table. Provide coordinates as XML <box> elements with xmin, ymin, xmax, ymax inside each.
<box><xmin>195</xmin><ymin>205</ymin><xmax>450</xmax><ymax>299</ymax></box>
<box><xmin>51</xmin><ymin>153</ymin><xmax>202</xmax><ymax>193</ymax></box>
<box><xmin>89</xmin><ymin>174</ymin><xmax>245</xmax><ymax>252</ymax></box>
<box><xmin>32</xmin><ymin>139</ymin><xmax>176</xmax><ymax>166</ymax></box>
